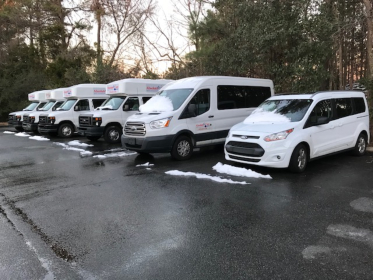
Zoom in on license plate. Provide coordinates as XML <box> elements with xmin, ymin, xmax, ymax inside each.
<box><xmin>128</xmin><ymin>138</ymin><xmax>135</xmax><ymax>145</ymax></box>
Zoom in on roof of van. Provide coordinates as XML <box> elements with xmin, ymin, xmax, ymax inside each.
<box><xmin>64</xmin><ymin>84</ymin><xmax>107</xmax><ymax>98</ymax></box>
<box><xmin>270</xmin><ymin>90</ymin><xmax>366</xmax><ymax>100</ymax></box>
<box><xmin>28</xmin><ymin>89</ymin><xmax>50</xmax><ymax>101</ymax></box>
<box><xmin>163</xmin><ymin>76</ymin><xmax>274</xmax><ymax>90</ymax></box>
<box><xmin>46</xmin><ymin>88</ymin><xmax>66</xmax><ymax>100</ymax></box>
<box><xmin>106</xmin><ymin>78</ymin><xmax>173</xmax><ymax>95</ymax></box>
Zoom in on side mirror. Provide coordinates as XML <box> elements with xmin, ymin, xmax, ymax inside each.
<box><xmin>316</xmin><ymin>116</ymin><xmax>329</xmax><ymax>125</ymax></box>
<box><xmin>123</xmin><ymin>104</ymin><xmax>130</xmax><ymax>111</ymax></box>
<box><xmin>74</xmin><ymin>106</ymin><xmax>79</xmax><ymax>111</ymax></box>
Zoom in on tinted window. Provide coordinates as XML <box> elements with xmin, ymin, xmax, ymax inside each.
<box><xmin>36</xmin><ymin>102</ymin><xmax>47</xmax><ymax>110</ymax></box>
<box><xmin>142</xmin><ymin>97</ymin><xmax>152</xmax><ymax>104</ymax></box>
<box><xmin>180</xmin><ymin>89</ymin><xmax>210</xmax><ymax>119</ymax></box>
<box><xmin>92</xmin><ymin>99</ymin><xmax>106</xmax><ymax>108</ymax></box>
<box><xmin>75</xmin><ymin>99</ymin><xmax>90</xmax><ymax>111</ymax></box>
<box><xmin>307</xmin><ymin>99</ymin><xmax>332</xmax><ymax>126</ymax></box>
<box><xmin>52</xmin><ymin>101</ymin><xmax>64</xmax><ymax>111</ymax></box>
<box><xmin>335</xmin><ymin>98</ymin><xmax>352</xmax><ymax>119</ymax></box>
<box><xmin>217</xmin><ymin>85</ymin><xmax>271</xmax><ymax>110</ymax></box>
<box><xmin>353</xmin><ymin>98</ymin><xmax>366</xmax><ymax>114</ymax></box>
<box><xmin>123</xmin><ymin>97</ymin><xmax>139</xmax><ymax>111</ymax></box>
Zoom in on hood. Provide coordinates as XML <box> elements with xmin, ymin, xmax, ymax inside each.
<box><xmin>231</xmin><ymin>122</ymin><xmax>297</xmax><ymax>134</ymax></box>
<box><xmin>90</xmin><ymin>110</ymin><xmax>116</xmax><ymax>117</ymax></box>
<box><xmin>127</xmin><ymin>111</ymin><xmax>173</xmax><ymax>123</ymax></box>
<box><xmin>46</xmin><ymin>111</ymin><xmax>71</xmax><ymax>118</ymax></box>
<box><xmin>11</xmin><ymin>111</ymin><xmax>27</xmax><ymax>116</ymax></box>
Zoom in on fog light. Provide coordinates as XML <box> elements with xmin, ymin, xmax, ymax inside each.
<box><xmin>277</xmin><ymin>156</ymin><xmax>281</xmax><ymax>159</ymax></box>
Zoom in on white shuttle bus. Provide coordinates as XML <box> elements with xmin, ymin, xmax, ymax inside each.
<box><xmin>78</xmin><ymin>78</ymin><xmax>173</xmax><ymax>143</ymax></box>
<box><xmin>122</xmin><ymin>76</ymin><xmax>274</xmax><ymax>160</ymax></box>
<box><xmin>38</xmin><ymin>84</ymin><xmax>107</xmax><ymax>137</ymax></box>
<box><xmin>22</xmin><ymin>88</ymin><xmax>66</xmax><ymax>133</ymax></box>
<box><xmin>8</xmin><ymin>90</ymin><xmax>48</xmax><ymax>131</ymax></box>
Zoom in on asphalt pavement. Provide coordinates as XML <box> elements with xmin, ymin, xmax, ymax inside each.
<box><xmin>0</xmin><ymin>126</ymin><xmax>373</xmax><ymax>279</ymax></box>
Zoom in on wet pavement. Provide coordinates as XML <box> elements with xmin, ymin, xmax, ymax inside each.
<box><xmin>1</xmin><ymin>126</ymin><xmax>373</xmax><ymax>279</ymax></box>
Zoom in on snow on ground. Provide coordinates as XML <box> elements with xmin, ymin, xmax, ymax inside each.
<box><xmin>139</xmin><ymin>95</ymin><xmax>173</xmax><ymax>113</ymax></box>
<box><xmin>80</xmin><ymin>151</ymin><xmax>93</xmax><ymax>157</ymax></box>
<box><xmin>54</xmin><ymin>142</ymin><xmax>86</xmax><ymax>152</ymax></box>
<box><xmin>165</xmin><ymin>170</ymin><xmax>249</xmax><ymax>185</ymax></box>
<box><xmin>93</xmin><ymin>152</ymin><xmax>137</xmax><ymax>159</ymax></box>
<box><xmin>67</xmin><ymin>140</ymin><xmax>93</xmax><ymax>147</ymax></box>
<box><xmin>146</xmin><ymin>168</ymin><xmax>152</xmax><ymax>170</ymax></box>
<box><xmin>15</xmin><ymin>132</ymin><xmax>30</xmax><ymax>137</ymax></box>
<box><xmin>243</xmin><ymin>110</ymin><xmax>290</xmax><ymax>124</ymax></box>
<box><xmin>3</xmin><ymin>131</ymin><xmax>15</xmax><ymax>134</ymax></box>
<box><xmin>29</xmin><ymin>136</ymin><xmax>50</xmax><ymax>141</ymax></box>
<box><xmin>212</xmin><ymin>162</ymin><xmax>272</xmax><ymax>179</ymax></box>
<box><xmin>136</xmin><ymin>162</ymin><xmax>154</xmax><ymax>167</ymax></box>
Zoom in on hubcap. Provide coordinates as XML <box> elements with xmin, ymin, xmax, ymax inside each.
<box><xmin>358</xmin><ymin>137</ymin><xmax>366</xmax><ymax>153</ymax></box>
<box><xmin>109</xmin><ymin>129</ymin><xmax>119</xmax><ymax>141</ymax></box>
<box><xmin>177</xmin><ymin>140</ymin><xmax>190</xmax><ymax>157</ymax></box>
<box><xmin>297</xmin><ymin>148</ymin><xmax>306</xmax><ymax>170</ymax></box>
<box><xmin>62</xmin><ymin>126</ymin><xmax>72</xmax><ymax>136</ymax></box>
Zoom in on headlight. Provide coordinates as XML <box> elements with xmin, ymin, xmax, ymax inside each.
<box><xmin>264</xmin><ymin>128</ymin><xmax>294</xmax><ymax>142</ymax></box>
<box><xmin>30</xmin><ymin>116</ymin><xmax>35</xmax><ymax>123</ymax></box>
<box><xmin>150</xmin><ymin>117</ymin><xmax>172</xmax><ymax>129</ymax></box>
<box><xmin>48</xmin><ymin>116</ymin><xmax>56</xmax><ymax>124</ymax></box>
<box><xmin>93</xmin><ymin>117</ymin><xmax>102</xmax><ymax>126</ymax></box>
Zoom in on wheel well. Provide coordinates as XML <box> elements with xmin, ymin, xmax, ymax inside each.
<box><xmin>173</xmin><ymin>130</ymin><xmax>195</xmax><ymax>146</ymax></box>
<box><xmin>297</xmin><ymin>141</ymin><xmax>310</xmax><ymax>158</ymax></box>
<box><xmin>59</xmin><ymin>121</ymin><xmax>75</xmax><ymax>130</ymax></box>
<box><xmin>105</xmin><ymin>122</ymin><xmax>122</xmax><ymax>131</ymax></box>
<box><xmin>360</xmin><ymin>130</ymin><xmax>368</xmax><ymax>140</ymax></box>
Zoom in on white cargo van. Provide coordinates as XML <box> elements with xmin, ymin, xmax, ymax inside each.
<box><xmin>225</xmin><ymin>91</ymin><xmax>370</xmax><ymax>172</ymax></box>
<box><xmin>22</xmin><ymin>88</ymin><xmax>66</xmax><ymax>133</ymax></box>
<box><xmin>122</xmin><ymin>76</ymin><xmax>274</xmax><ymax>160</ymax></box>
<box><xmin>38</xmin><ymin>84</ymin><xmax>107</xmax><ymax>137</ymax></box>
<box><xmin>8</xmin><ymin>90</ymin><xmax>48</xmax><ymax>131</ymax></box>
<box><xmin>78</xmin><ymin>78</ymin><xmax>173</xmax><ymax>143</ymax></box>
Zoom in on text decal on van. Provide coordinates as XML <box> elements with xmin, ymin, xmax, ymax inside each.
<box><xmin>196</xmin><ymin>123</ymin><xmax>212</xmax><ymax>131</ymax></box>
<box><xmin>46</xmin><ymin>93</ymin><xmax>51</xmax><ymax>99</ymax></box>
<box><xmin>94</xmin><ymin>88</ymin><xmax>106</xmax><ymax>95</ymax></box>
<box><xmin>146</xmin><ymin>84</ymin><xmax>162</xmax><ymax>92</ymax></box>
<box><xmin>64</xmin><ymin>89</ymin><xmax>72</xmax><ymax>97</ymax></box>
<box><xmin>29</xmin><ymin>94</ymin><xmax>35</xmax><ymax>100</ymax></box>
<box><xmin>107</xmin><ymin>84</ymin><xmax>119</xmax><ymax>94</ymax></box>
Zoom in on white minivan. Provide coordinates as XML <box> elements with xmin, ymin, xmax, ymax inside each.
<box><xmin>122</xmin><ymin>76</ymin><xmax>274</xmax><ymax>159</ymax></box>
<box><xmin>225</xmin><ymin>91</ymin><xmax>370</xmax><ymax>172</ymax></box>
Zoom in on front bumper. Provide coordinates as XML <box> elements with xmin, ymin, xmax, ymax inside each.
<box><xmin>121</xmin><ymin>134</ymin><xmax>174</xmax><ymax>153</ymax></box>
<box><xmin>8</xmin><ymin>120</ymin><xmax>22</xmax><ymax>129</ymax></box>
<box><xmin>78</xmin><ymin>126</ymin><xmax>105</xmax><ymax>137</ymax></box>
<box><xmin>38</xmin><ymin>124</ymin><xmax>59</xmax><ymax>134</ymax></box>
<box><xmin>22</xmin><ymin>123</ymin><xmax>38</xmax><ymax>132</ymax></box>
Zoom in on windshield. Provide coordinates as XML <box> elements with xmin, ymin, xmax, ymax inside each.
<box><xmin>158</xmin><ymin>88</ymin><xmax>194</xmax><ymax>110</ymax></box>
<box><xmin>58</xmin><ymin>99</ymin><xmax>77</xmax><ymax>111</ymax></box>
<box><xmin>254</xmin><ymin>99</ymin><xmax>313</xmax><ymax>122</ymax></box>
<box><xmin>23</xmin><ymin>102</ymin><xmax>39</xmax><ymax>111</ymax></box>
<box><xmin>99</xmin><ymin>97</ymin><xmax>126</xmax><ymax>110</ymax></box>
<box><xmin>41</xmin><ymin>101</ymin><xmax>55</xmax><ymax>111</ymax></box>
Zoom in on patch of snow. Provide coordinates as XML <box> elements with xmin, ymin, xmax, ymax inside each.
<box><xmin>302</xmin><ymin>245</ymin><xmax>331</xmax><ymax>260</ymax></box>
<box><xmin>15</xmin><ymin>132</ymin><xmax>30</xmax><ymax>137</ymax></box>
<box><xmin>139</xmin><ymin>95</ymin><xmax>173</xmax><ymax>113</ymax></box>
<box><xmin>64</xmin><ymin>146</ymin><xmax>86</xmax><ymax>152</ymax></box>
<box><xmin>80</xmin><ymin>151</ymin><xmax>93</xmax><ymax>157</ymax></box>
<box><xmin>146</xmin><ymin>168</ymin><xmax>151</xmax><ymax>170</ymax></box>
<box><xmin>29</xmin><ymin>136</ymin><xmax>50</xmax><ymax>141</ymax></box>
<box><xmin>3</xmin><ymin>131</ymin><xmax>15</xmax><ymax>134</ymax></box>
<box><xmin>165</xmin><ymin>170</ymin><xmax>249</xmax><ymax>185</ymax></box>
<box><xmin>93</xmin><ymin>155</ymin><xmax>107</xmax><ymax>159</ymax></box>
<box><xmin>67</xmin><ymin>140</ymin><xmax>93</xmax><ymax>147</ymax></box>
<box><xmin>93</xmin><ymin>152</ymin><xmax>137</xmax><ymax>159</ymax></box>
<box><xmin>243</xmin><ymin>109</ymin><xmax>291</xmax><ymax>124</ymax></box>
<box><xmin>350</xmin><ymin>197</ymin><xmax>373</xmax><ymax>214</ymax></box>
<box><xmin>136</xmin><ymin>162</ymin><xmax>154</xmax><ymax>167</ymax></box>
<box><xmin>212</xmin><ymin>162</ymin><xmax>272</xmax><ymax>179</ymax></box>
<box><xmin>327</xmin><ymin>224</ymin><xmax>373</xmax><ymax>245</ymax></box>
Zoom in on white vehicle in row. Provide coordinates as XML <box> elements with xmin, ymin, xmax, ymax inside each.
<box><xmin>122</xmin><ymin>76</ymin><xmax>274</xmax><ymax>160</ymax></box>
<box><xmin>225</xmin><ymin>91</ymin><xmax>370</xmax><ymax>172</ymax></box>
<box><xmin>38</xmin><ymin>84</ymin><xmax>107</xmax><ymax>137</ymax></box>
<box><xmin>22</xmin><ymin>88</ymin><xmax>66</xmax><ymax>133</ymax></box>
<box><xmin>78</xmin><ymin>79</ymin><xmax>173</xmax><ymax>143</ymax></box>
<box><xmin>8</xmin><ymin>90</ymin><xmax>48</xmax><ymax>131</ymax></box>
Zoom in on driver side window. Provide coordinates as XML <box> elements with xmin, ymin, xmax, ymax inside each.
<box><xmin>181</xmin><ymin>89</ymin><xmax>210</xmax><ymax>119</ymax></box>
<box><xmin>123</xmin><ymin>97</ymin><xmax>139</xmax><ymax>111</ymax></box>
<box><xmin>306</xmin><ymin>99</ymin><xmax>332</xmax><ymax>127</ymax></box>
<box><xmin>75</xmin><ymin>99</ymin><xmax>90</xmax><ymax>111</ymax></box>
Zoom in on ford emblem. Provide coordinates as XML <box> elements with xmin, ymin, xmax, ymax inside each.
<box><xmin>241</xmin><ymin>136</ymin><xmax>248</xmax><ymax>139</ymax></box>
<box><xmin>131</xmin><ymin>126</ymin><xmax>137</xmax><ymax>131</ymax></box>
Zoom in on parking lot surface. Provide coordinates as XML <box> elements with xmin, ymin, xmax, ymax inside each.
<box><xmin>1</xmin><ymin>126</ymin><xmax>373</xmax><ymax>279</ymax></box>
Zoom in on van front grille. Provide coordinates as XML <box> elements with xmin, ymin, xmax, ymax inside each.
<box><xmin>225</xmin><ymin>141</ymin><xmax>265</xmax><ymax>157</ymax></box>
<box><xmin>79</xmin><ymin>116</ymin><xmax>91</xmax><ymax>126</ymax></box>
<box><xmin>23</xmin><ymin>115</ymin><xmax>30</xmax><ymax>123</ymax></box>
<box><xmin>228</xmin><ymin>155</ymin><xmax>261</xmax><ymax>163</ymax></box>
<box><xmin>125</xmin><ymin>122</ymin><xmax>146</xmax><ymax>136</ymax></box>
<box><xmin>39</xmin><ymin>115</ymin><xmax>47</xmax><ymax>124</ymax></box>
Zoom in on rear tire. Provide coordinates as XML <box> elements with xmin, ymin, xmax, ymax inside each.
<box><xmin>288</xmin><ymin>144</ymin><xmax>308</xmax><ymax>173</ymax></box>
<box><xmin>352</xmin><ymin>133</ymin><xmax>367</xmax><ymax>156</ymax></box>
<box><xmin>104</xmin><ymin>125</ymin><xmax>122</xmax><ymax>144</ymax></box>
<box><xmin>87</xmin><ymin>136</ymin><xmax>101</xmax><ymax>141</ymax></box>
<box><xmin>171</xmin><ymin>136</ymin><xmax>193</xmax><ymax>160</ymax></box>
<box><xmin>58</xmin><ymin>123</ymin><xmax>74</xmax><ymax>138</ymax></box>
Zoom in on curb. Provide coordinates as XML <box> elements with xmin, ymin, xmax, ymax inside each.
<box><xmin>367</xmin><ymin>147</ymin><xmax>373</xmax><ymax>152</ymax></box>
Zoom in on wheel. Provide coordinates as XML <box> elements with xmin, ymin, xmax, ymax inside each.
<box><xmin>104</xmin><ymin>125</ymin><xmax>122</xmax><ymax>144</ymax></box>
<box><xmin>288</xmin><ymin>144</ymin><xmax>308</xmax><ymax>173</ymax></box>
<box><xmin>87</xmin><ymin>136</ymin><xmax>101</xmax><ymax>141</ymax></box>
<box><xmin>171</xmin><ymin>136</ymin><xmax>193</xmax><ymax>160</ymax></box>
<box><xmin>352</xmin><ymin>133</ymin><xmax>367</xmax><ymax>156</ymax></box>
<box><xmin>58</xmin><ymin>123</ymin><xmax>74</xmax><ymax>138</ymax></box>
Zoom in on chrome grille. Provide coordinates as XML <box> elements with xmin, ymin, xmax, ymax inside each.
<box><xmin>124</xmin><ymin>122</ymin><xmax>146</xmax><ymax>136</ymax></box>
<box><xmin>23</xmin><ymin>114</ymin><xmax>30</xmax><ymax>123</ymax></box>
<box><xmin>79</xmin><ymin>116</ymin><xmax>91</xmax><ymax>126</ymax></box>
<box><xmin>39</xmin><ymin>115</ymin><xmax>47</xmax><ymax>124</ymax></box>
<box><xmin>232</xmin><ymin>134</ymin><xmax>260</xmax><ymax>139</ymax></box>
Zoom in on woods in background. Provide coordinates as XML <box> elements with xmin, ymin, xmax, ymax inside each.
<box><xmin>1</xmin><ymin>0</ymin><xmax>372</xmax><ymax>120</ymax></box>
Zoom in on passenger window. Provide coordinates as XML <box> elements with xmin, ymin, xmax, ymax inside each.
<box><xmin>75</xmin><ymin>99</ymin><xmax>90</xmax><ymax>111</ymax></box>
<box><xmin>92</xmin><ymin>99</ymin><xmax>106</xmax><ymax>108</ymax></box>
<box><xmin>123</xmin><ymin>97</ymin><xmax>139</xmax><ymax>111</ymax></box>
<box><xmin>353</xmin><ymin>98</ymin><xmax>366</xmax><ymax>114</ymax></box>
<box><xmin>142</xmin><ymin>97</ymin><xmax>152</xmax><ymax>104</ymax></box>
<box><xmin>334</xmin><ymin>98</ymin><xmax>352</xmax><ymax>119</ymax></box>
<box><xmin>180</xmin><ymin>89</ymin><xmax>210</xmax><ymax>118</ymax></box>
<box><xmin>306</xmin><ymin>99</ymin><xmax>332</xmax><ymax>127</ymax></box>
<box><xmin>217</xmin><ymin>85</ymin><xmax>271</xmax><ymax>110</ymax></box>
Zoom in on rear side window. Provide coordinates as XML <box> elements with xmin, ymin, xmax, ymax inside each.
<box><xmin>217</xmin><ymin>85</ymin><xmax>271</xmax><ymax>110</ymax></box>
<box><xmin>334</xmin><ymin>98</ymin><xmax>352</xmax><ymax>119</ymax></box>
<box><xmin>353</xmin><ymin>98</ymin><xmax>366</xmax><ymax>114</ymax></box>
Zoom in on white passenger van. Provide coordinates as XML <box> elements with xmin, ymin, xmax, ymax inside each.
<box><xmin>122</xmin><ymin>76</ymin><xmax>274</xmax><ymax>160</ymax></box>
<box><xmin>225</xmin><ymin>91</ymin><xmax>370</xmax><ymax>172</ymax></box>
<box><xmin>22</xmin><ymin>88</ymin><xmax>66</xmax><ymax>133</ymax></box>
<box><xmin>8</xmin><ymin>90</ymin><xmax>48</xmax><ymax>131</ymax></box>
<box><xmin>78</xmin><ymin>78</ymin><xmax>173</xmax><ymax>143</ymax></box>
<box><xmin>38</xmin><ymin>84</ymin><xmax>107</xmax><ymax>137</ymax></box>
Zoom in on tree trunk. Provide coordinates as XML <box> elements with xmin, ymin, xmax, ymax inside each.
<box><xmin>363</xmin><ymin>0</ymin><xmax>373</xmax><ymax>77</ymax></box>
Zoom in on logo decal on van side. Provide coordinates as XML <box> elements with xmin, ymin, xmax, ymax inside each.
<box><xmin>107</xmin><ymin>84</ymin><xmax>119</xmax><ymax>94</ymax></box>
<box><xmin>93</xmin><ymin>88</ymin><xmax>106</xmax><ymax>95</ymax></box>
<box><xmin>29</xmin><ymin>94</ymin><xmax>35</xmax><ymax>100</ymax></box>
<box><xmin>196</xmin><ymin>123</ymin><xmax>212</xmax><ymax>130</ymax></box>
<box><xmin>64</xmin><ymin>89</ymin><xmax>72</xmax><ymax>97</ymax></box>
<box><xmin>46</xmin><ymin>93</ymin><xmax>51</xmax><ymax>99</ymax></box>
<box><xmin>146</xmin><ymin>84</ymin><xmax>162</xmax><ymax>92</ymax></box>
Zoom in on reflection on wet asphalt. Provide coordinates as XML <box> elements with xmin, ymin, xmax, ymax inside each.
<box><xmin>1</xmin><ymin>127</ymin><xmax>373</xmax><ymax>279</ymax></box>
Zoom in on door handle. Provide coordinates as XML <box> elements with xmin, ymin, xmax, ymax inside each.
<box><xmin>208</xmin><ymin>115</ymin><xmax>214</xmax><ymax>118</ymax></box>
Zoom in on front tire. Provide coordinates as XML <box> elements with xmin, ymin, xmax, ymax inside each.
<box><xmin>288</xmin><ymin>144</ymin><xmax>308</xmax><ymax>173</ymax></box>
<box><xmin>58</xmin><ymin>123</ymin><xmax>74</xmax><ymax>138</ymax></box>
<box><xmin>104</xmin><ymin>125</ymin><xmax>122</xmax><ymax>144</ymax></box>
<box><xmin>171</xmin><ymin>136</ymin><xmax>193</xmax><ymax>160</ymax></box>
<box><xmin>352</xmin><ymin>133</ymin><xmax>367</xmax><ymax>156</ymax></box>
